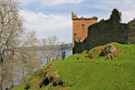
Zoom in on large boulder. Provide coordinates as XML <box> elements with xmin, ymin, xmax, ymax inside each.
<box><xmin>86</xmin><ymin>45</ymin><xmax>118</xmax><ymax>60</ymax></box>
<box><xmin>100</xmin><ymin>45</ymin><xmax>116</xmax><ymax>56</ymax></box>
<box><xmin>100</xmin><ymin>45</ymin><xmax>117</xmax><ymax>60</ymax></box>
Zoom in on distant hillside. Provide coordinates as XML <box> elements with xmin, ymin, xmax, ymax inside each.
<box><xmin>36</xmin><ymin>43</ymin><xmax>72</xmax><ymax>51</ymax></box>
<box><xmin>11</xmin><ymin>42</ymin><xmax>135</xmax><ymax>90</ymax></box>
<box><xmin>64</xmin><ymin>43</ymin><xmax>72</xmax><ymax>51</ymax></box>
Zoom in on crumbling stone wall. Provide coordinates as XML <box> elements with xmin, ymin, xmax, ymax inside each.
<box><xmin>72</xmin><ymin>12</ymin><xmax>98</xmax><ymax>48</ymax></box>
<box><xmin>128</xmin><ymin>19</ymin><xmax>135</xmax><ymax>44</ymax></box>
<box><xmin>73</xmin><ymin>9</ymin><xmax>135</xmax><ymax>54</ymax></box>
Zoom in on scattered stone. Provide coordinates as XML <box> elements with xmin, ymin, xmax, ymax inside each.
<box><xmin>87</xmin><ymin>49</ymin><xmax>98</xmax><ymax>59</ymax></box>
<box><xmin>99</xmin><ymin>45</ymin><xmax>117</xmax><ymax>60</ymax></box>
<box><xmin>106</xmin><ymin>54</ymin><xmax>116</xmax><ymax>60</ymax></box>
<box><xmin>100</xmin><ymin>45</ymin><xmax>116</xmax><ymax>56</ymax></box>
<box><xmin>86</xmin><ymin>46</ymin><xmax>103</xmax><ymax>59</ymax></box>
<box><xmin>87</xmin><ymin>53</ymin><xmax>94</xmax><ymax>59</ymax></box>
<box><xmin>86</xmin><ymin>45</ymin><xmax>119</xmax><ymax>60</ymax></box>
<box><xmin>105</xmin><ymin>45</ymin><xmax>116</xmax><ymax>53</ymax></box>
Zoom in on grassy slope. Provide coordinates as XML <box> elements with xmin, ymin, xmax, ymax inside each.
<box><xmin>12</xmin><ymin>43</ymin><xmax>135</xmax><ymax>90</ymax></box>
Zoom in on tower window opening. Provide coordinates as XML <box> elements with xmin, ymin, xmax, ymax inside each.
<box><xmin>82</xmin><ymin>24</ymin><xmax>85</xmax><ymax>30</ymax></box>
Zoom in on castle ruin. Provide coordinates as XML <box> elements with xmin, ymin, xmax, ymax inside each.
<box><xmin>72</xmin><ymin>9</ymin><xmax>135</xmax><ymax>54</ymax></box>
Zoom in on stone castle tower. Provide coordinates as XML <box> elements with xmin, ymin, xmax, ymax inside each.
<box><xmin>72</xmin><ymin>12</ymin><xmax>98</xmax><ymax>50</ymax></box>
<box><xmin>72</xmin><ymin>9</ymin><xmax>135</xmax><ymax>54</ymax></box>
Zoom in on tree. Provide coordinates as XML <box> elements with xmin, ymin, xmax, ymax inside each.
<box><xmin>0</xmin><ymin>0</ymin><xmax>23</xmax><ymax>89</ymax></box>
<box><xmin>41</xmin><ymin>36</ymin><xmax>59</xmax><ymax>64</ymax></box>
<box><xmin>13</xmin><ymin>31</ymin><xmax>39</xmax><ymax>82</ymax></box>
<box><xmin>0</xmin><ymin>0</ymin><xmax>39</xmax><ymax>89</ymax></box>
<box><xmin>0</xmin><ymin>31</ymin><xmax>39</xmax><ymax>89</ymax></box>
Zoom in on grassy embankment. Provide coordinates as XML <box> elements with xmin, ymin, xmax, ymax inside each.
<box><xmin>12</xmin><ymin>42</ymin><xmax>135</xmax><ymax>90</ymax></box>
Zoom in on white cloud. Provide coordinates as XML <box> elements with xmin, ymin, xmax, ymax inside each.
<box><xmin>20</xmin><ymin>10</ymin><xmax>72</xmax><ymax>43</ymax></box>
<box><xmin>84</xmin><ymin>0</ymin><xmax>135</xmax><ymax>23</ymax></box>
<box><xmin>19</xmin><ymin>0</ymin><xmax>86</xmax><ymax>6</ymax></box>
<box><xmin>19</xmin><ymin>0</ymin><xmax>135</xmax><ymax>9</ymax></box>
<box><xmin>122</xmin><ymin>11</ymin><xmax>135</xmax><ymax>23</ymax></box>
<box><xmin>19</xmin><ymin>0</ymin><xmax>40</xmax><ymax>4</ymax></box>
<box><xmin>41</xmin><ymin>0</ymin><xmax>86</xmax><ymax>6</ymax></box>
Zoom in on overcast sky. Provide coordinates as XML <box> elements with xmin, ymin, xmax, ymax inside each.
<box><xmin>19</xmin><ymin>0</ymin><xmax>135</xmax><ymax>43</ymax></box>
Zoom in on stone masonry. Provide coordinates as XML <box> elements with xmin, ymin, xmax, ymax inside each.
<box><xmin>72</xmin><ymin>12</ymin><xmax>98</xmax><ymax>48</ymax></box>
<box><xmin>72</xmin><ymin>9</ymin><xmax>135</xmax><ymax>54</ymax></box>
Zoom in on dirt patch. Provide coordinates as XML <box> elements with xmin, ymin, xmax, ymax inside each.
<box><xmin>60</xmin><ymin>87</ymin><xmax>67</xmax><ymax>90</ymax></box>
<box><xmin>86</xmin><ymin>46</ymin><xmax>103</xmax><ymax>59</ymax></box>
<box><xmin>114</xmin><ymin>47</ymin><xmax>120</xmax><ymax>53</ymax></box>
<box><xmin>39</xmin><ymin>64</ymin><xmax>65</xmax><ymax>89</ymax></box>
<box><xmin>24</xmin><ymin>63</ymin><xmax>66</xmax><ymax>90</ymax></box>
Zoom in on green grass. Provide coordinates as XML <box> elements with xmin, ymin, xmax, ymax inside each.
<box><xmin>11</xmin><ymin>42</ymin><xmax>135</xmax><ymax>90</ymax></box>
